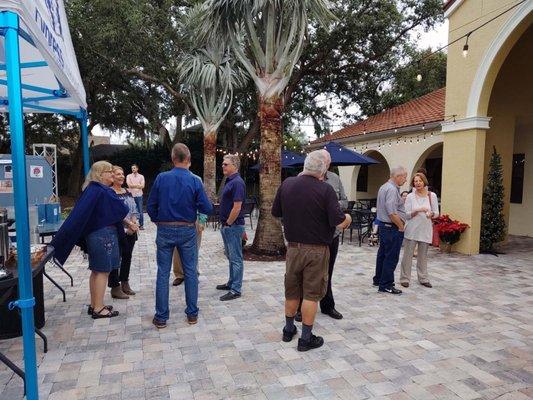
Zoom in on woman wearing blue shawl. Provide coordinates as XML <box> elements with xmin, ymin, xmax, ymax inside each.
<box><xmin>51</xmin><ymin>161</ymin><xmax>128</xmax><ymax>319</ymax></box>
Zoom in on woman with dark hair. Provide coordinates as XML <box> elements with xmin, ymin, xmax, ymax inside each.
<box><xmin>400</xmin><ymin>173</ymin><xmax>439</xmax><ymax>288</ymax></box>
<box><xmin>51</xmin><ymin>161</ymin><xmax>128</xmax><ymax>318</ymax></box>
<box><xmin>108</xmin><ymin>166</ymin><xmax>140</xmax><ymax>299</ymax></box>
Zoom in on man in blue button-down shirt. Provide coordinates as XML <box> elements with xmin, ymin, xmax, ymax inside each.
<box><xmin>147</xmin><ymin>143</ymin><xmax>212</xmax><ymax>328</ymax></box>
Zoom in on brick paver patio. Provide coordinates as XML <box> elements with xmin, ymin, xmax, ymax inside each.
<box><xmin>1</xmin><ymin>218</ymin><xmax>532</xmax><ymax>399</ymax></box>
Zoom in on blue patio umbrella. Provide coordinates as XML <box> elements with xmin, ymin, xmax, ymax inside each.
<box><xmin>317</xmin><ymin>141</ymin><xmax>379</xmax><ymax>166</ymax></box>
<box><xmin>250</xmin><ymin>150</ymin><xmax>306</xmax><ymax>170</ymax></box>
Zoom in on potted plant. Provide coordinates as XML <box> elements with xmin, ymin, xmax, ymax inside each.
<box><xmin>433</xmin><ymin>215</ymin><xmax>469</xmax><ymax>252</ymax></box>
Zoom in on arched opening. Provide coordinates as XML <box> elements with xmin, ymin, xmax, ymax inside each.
<box><xmin>355</xmin><ymin>150</ymin><xmax>390</xmax><ymax>201</ymax></box>
<box><xmin>412</xmin><ymin>143</ymin><xmax>443</xmax><ymax>198</ymax></box>
<box><xmin>485</xmin><ymin>23</ymin><xmax>533</xmax><ymax>238</ymax></box>
<box><xmin>467</xmin><ymin>4</ymin><xmax>533</xmax><ymax>117</ymax></box>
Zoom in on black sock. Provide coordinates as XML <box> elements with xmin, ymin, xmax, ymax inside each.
<box><xmin>285</xmin><ymin>316</ymin><xmax>295</xmax><ymax>332</ymax></box>
<box><xmin>302</xmin><ymin>323</ymin><xmax>313</xmax><ymax>341</ymax></box>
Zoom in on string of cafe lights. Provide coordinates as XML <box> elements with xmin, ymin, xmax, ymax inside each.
<box><xmin>415</xmin><ymin>0</ymin><xmax>526</xmax><ymax>81</ymax></box>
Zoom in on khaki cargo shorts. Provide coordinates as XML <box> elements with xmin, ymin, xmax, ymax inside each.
<box><xmin>284</xmin><ymin>244</ymin><xmax>330</xmax><ymax>302</ymax></box>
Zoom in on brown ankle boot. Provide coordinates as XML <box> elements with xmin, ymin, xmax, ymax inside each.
<box><xmin>121</xmin><ymin>282</ymin><xmax>136</xmax><ymax>296</ymax></box>
<box><xmin>111</xmin><ymin>286</ymin><xmax>129</xmax><ymax>299</ymax></box>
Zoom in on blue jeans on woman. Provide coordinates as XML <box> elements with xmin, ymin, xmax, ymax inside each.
<box><xmin>220</xmin><ymin>224</ymin><xmax>245</xmax><ymax>294</ymax></box>
<box><xmin>155</xmin><ymin>225</ymin><xmax>198</xmax><ymax>321</ymax></box>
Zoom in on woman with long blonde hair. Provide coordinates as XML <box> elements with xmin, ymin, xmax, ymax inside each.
<box><xmin>51</xmin><ymin>161</ymin><xmax>129</xmax><ymax>318</ymax></box>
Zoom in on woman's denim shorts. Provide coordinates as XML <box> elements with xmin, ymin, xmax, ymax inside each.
<box><xmin>85</xmin><ymin>226</ymin><xmax>120</xmax><ymax>273</ymax></box>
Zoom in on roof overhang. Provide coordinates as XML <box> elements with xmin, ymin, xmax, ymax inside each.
<box><xmin>444</xmin><ymin>0</ymin><xmax>464</xmax><ymax>19</ymax></box>
<box><xmin>0</xmin><ymin>0</ymin><xmax>87</xmax><ymax>116</ymax></box>
<box><xmin>310</xmin><ymin>121</ymin><xmax>443</xmax><ymax>149</ymax></box>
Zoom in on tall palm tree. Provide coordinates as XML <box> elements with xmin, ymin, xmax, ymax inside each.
<box><xmin>201</xmin><ymin>0</ymin><xmax>335</xmax><ymax>254</ymax></box>
<box><xmin>178</xmin><ymin>43</ymin><xmax>247</xmax><ymax>201</ymax></box>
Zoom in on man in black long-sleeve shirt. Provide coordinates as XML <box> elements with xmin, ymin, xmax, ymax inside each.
<box><xmin>272</xmin><ymin>150</ymin><xmax>351</xmax><ymax>352</ymax></box>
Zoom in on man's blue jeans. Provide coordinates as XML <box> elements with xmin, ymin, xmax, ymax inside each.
<box><xmin>374</xmin><ymin>225</ymin><xmax>404</xmax><ymax>290</ymax></box>
<box><xmin>133</xmin><ymin>196</ymin><xmax>144</xmax><ymax>227</ymax></box>
<box><xmin>220</xmin><ymin>224</ymin><xmax>245</xmax><ymax>294</ymax></box>
<box><xmin>155</xmin><ymin>225</ymin><xmax>198</xmax><ymax>321</ymax></box>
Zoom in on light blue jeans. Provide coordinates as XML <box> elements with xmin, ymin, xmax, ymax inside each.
<box><xmin>220</xmin><ymin>224</ymin><xmax>245</xmax><ymax>294</ymax></box>
<box><xmin>133</xmin><ymin>196</ymin><xmax>144</xmax><ymax>227</ymax></box>
<box><xmin>155</xmin><ymin>225</ymin><xmax>198</xmax><ymax>321</ymax></box>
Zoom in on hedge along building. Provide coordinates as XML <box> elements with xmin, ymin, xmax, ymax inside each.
<box><xmin>311</xmin><ymin>88</ymin><xmax>446</xmax><ymax>223</ymax></box>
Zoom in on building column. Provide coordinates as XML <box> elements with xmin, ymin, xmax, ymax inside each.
<box><xmin>441</xmin><ymin>117</ymin><xmax>490</xmax><ymax>254</ymax></box>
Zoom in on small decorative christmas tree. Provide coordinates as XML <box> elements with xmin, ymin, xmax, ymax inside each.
<box><xmin>480</xmin><ymin>147</ymin><xmax>506</xmax><ymax>253</ymax></box>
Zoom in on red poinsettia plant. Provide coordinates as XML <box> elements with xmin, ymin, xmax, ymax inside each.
<box><xmin>433</xmin><ymin>215</ymin><xmax>469</xmax><ymax>245</ymax></box>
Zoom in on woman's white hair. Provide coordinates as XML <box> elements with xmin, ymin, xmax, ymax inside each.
<box><xmin>303</xmin><ymin>150</ymin><xmax>329</xmax><ymax>177</ymax></box>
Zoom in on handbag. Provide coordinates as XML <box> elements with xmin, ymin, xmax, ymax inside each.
<box><xmin>428</xmin><ymin>192</ymin><xmax>440</xmax><ymax>247</ymax></box>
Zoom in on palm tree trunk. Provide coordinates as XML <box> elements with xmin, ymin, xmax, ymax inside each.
<box><xmin>203</xmin><ymin>130</ymin><xmax>217</xmax><ymax>201</ymax></box>
<box><xmin>250</xmin><ymin>95</ymin><xmax>286</xmax><ymax>255</ymax></box>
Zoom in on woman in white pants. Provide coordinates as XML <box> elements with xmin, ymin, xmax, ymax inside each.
<box><xmin>400</xmin><ymin>173</ymin><xmax>439</xmax><ymax>288</ymax></box>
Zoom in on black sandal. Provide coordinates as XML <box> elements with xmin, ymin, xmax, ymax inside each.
<box><xmin>87</xmin><ymin>305</ymin><xmax>113</xmax><ymax>315</ymax></box>
<box><xmin>91</xmin><ymin>307</ymin><xmax>119</xmax><ymax>319</ymax></box>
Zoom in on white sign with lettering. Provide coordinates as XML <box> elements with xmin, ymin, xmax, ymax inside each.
<box><xmin>0</xmin><ymin>0</ymin><xmax>87</xmax><ymax>114</ymax></box>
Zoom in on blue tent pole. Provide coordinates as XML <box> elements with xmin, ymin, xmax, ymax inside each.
<box><xmin>1</xmin><ymin>11</ymin><xmax>39</xmax><ymax>400</ymax></box>
<box><xmin>80</xmin><ymin>109</ymin><xmax>90</xmax><ymax>176</ymax></box>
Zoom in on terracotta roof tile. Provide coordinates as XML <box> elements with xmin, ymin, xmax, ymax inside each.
<box><xmin>313</xmin><ymin>87</ymin><xmax>445</xmax><ymax>144</ymax></box>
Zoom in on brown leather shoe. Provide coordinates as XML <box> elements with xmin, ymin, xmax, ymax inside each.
<box><xmin>121</xmin><ymin>282</ymin><xmax>136</xmax><ymax>295</ymax></box>
<box><xmin>187</xmin><ymin>315</ymin><xmax>198</xmax><ymax>325</ymax></box>
<box><xmin>111</xmin><ymin>286</ymin><xmax>129</xmax><ymax>299</ymax></box>
<box><xmin>401</xmin><ymin>282</ymin><xmax>409</xmax><ymax>288</ymax></box>
<box><xmin>420</xmin><ymin>282</ymin><xmax>433</xmax><ymax>288</ymax></box>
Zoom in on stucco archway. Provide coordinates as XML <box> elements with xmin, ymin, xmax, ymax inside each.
<box><xmin>353</xmin><ymin>150</ymin><xmax>390</xmax><ymax>201</ymax></box>
<box><xmin>485</xmin><ymin>24</ymin><xmax>533</xmax><ymax>238</ymax></box>
<box><xmin>467</xmin><ymin>3</ymin><xmax>533</xmax><ymax>117</ymax></box>
<box><xmin>411</xmin><ymin>142</ymin><xmax>443</xmax><ymax>197</ymax></box>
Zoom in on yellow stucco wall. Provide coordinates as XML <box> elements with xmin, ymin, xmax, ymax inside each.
<box><xmin>442</xmin><ymin>129</ymin><xmax>486</xmax><ymax>254</ymax></box>
<box><xmin>442</xmin><ymin>0</ymin><xmax>532</xmax><ymax>253</ymax></box>
<box><xmin>445</xmin><ymin>1</ymin><xmax>532</xmax><ymax>118</ymax></box>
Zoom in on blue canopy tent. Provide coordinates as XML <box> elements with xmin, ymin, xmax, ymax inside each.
<box><xmin>0</xmin><ymin>1</ymin><xmax>88</xmax><ymax>399</ymax></box>
<box><xmin>316</xmin><ymin>141</ymin><xmax>379</xmax><ymax>166</ymax></box>
<box><xmin>250</xmin><ymin>150</ymin><xmax>305</xmax><ymax>170</ymax></box>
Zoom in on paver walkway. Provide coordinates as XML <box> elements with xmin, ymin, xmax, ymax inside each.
<box><xmin>1</xmin><ymin>218</ymin><xmax>532</xmax><ymax>399</ymax></box>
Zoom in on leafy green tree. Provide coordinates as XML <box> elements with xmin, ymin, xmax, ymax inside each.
<box><xmin>178</xmin><ymin>27</ymin><xmax>248</xmax><ymax>200</ymax></box>
<box><xmin>380</xmin><ymin>48</ymin><xmax>447</xmax><ymax>110</ymax></box>
<box><xmin>480</xmin><ymin>147</ymin><xmax>506</xmax><ymax>253</ymax></box>
<box><xmin>286</xmin><ymin>0</ymin><xmax>444</xmax><ymax>132</ymax></box>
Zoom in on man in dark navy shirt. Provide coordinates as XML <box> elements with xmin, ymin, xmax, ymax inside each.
<box><xmin>147</xmin><ymin>143</ymin><xmax>212</xmax><ymax>328</ymax></box>
<box><xmin>216</xmin><ymin>154</ymin><xmax>247</xmax><ymax>301</ymax></box>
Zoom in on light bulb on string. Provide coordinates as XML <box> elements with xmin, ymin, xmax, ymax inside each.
<box><xmin>462</xmin><ymin>33</ymin><xmax>471</xmax><ymax>58</ymax></box>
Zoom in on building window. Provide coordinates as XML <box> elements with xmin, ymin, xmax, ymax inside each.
<box><xmin>510</xmin><ymin>154</ymin><xmax>525</xmax><ymax>204</ymax></box>
<box><xmin>357</xmin><ymin>165</ymin><xmax>368</xmax><ymax>192</ymax></box>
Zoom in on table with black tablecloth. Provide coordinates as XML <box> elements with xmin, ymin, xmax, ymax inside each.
<box><xmin>0</xmin><ymin>245</ymin><xmax>54</xmax><ymax>386</ymax></box>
